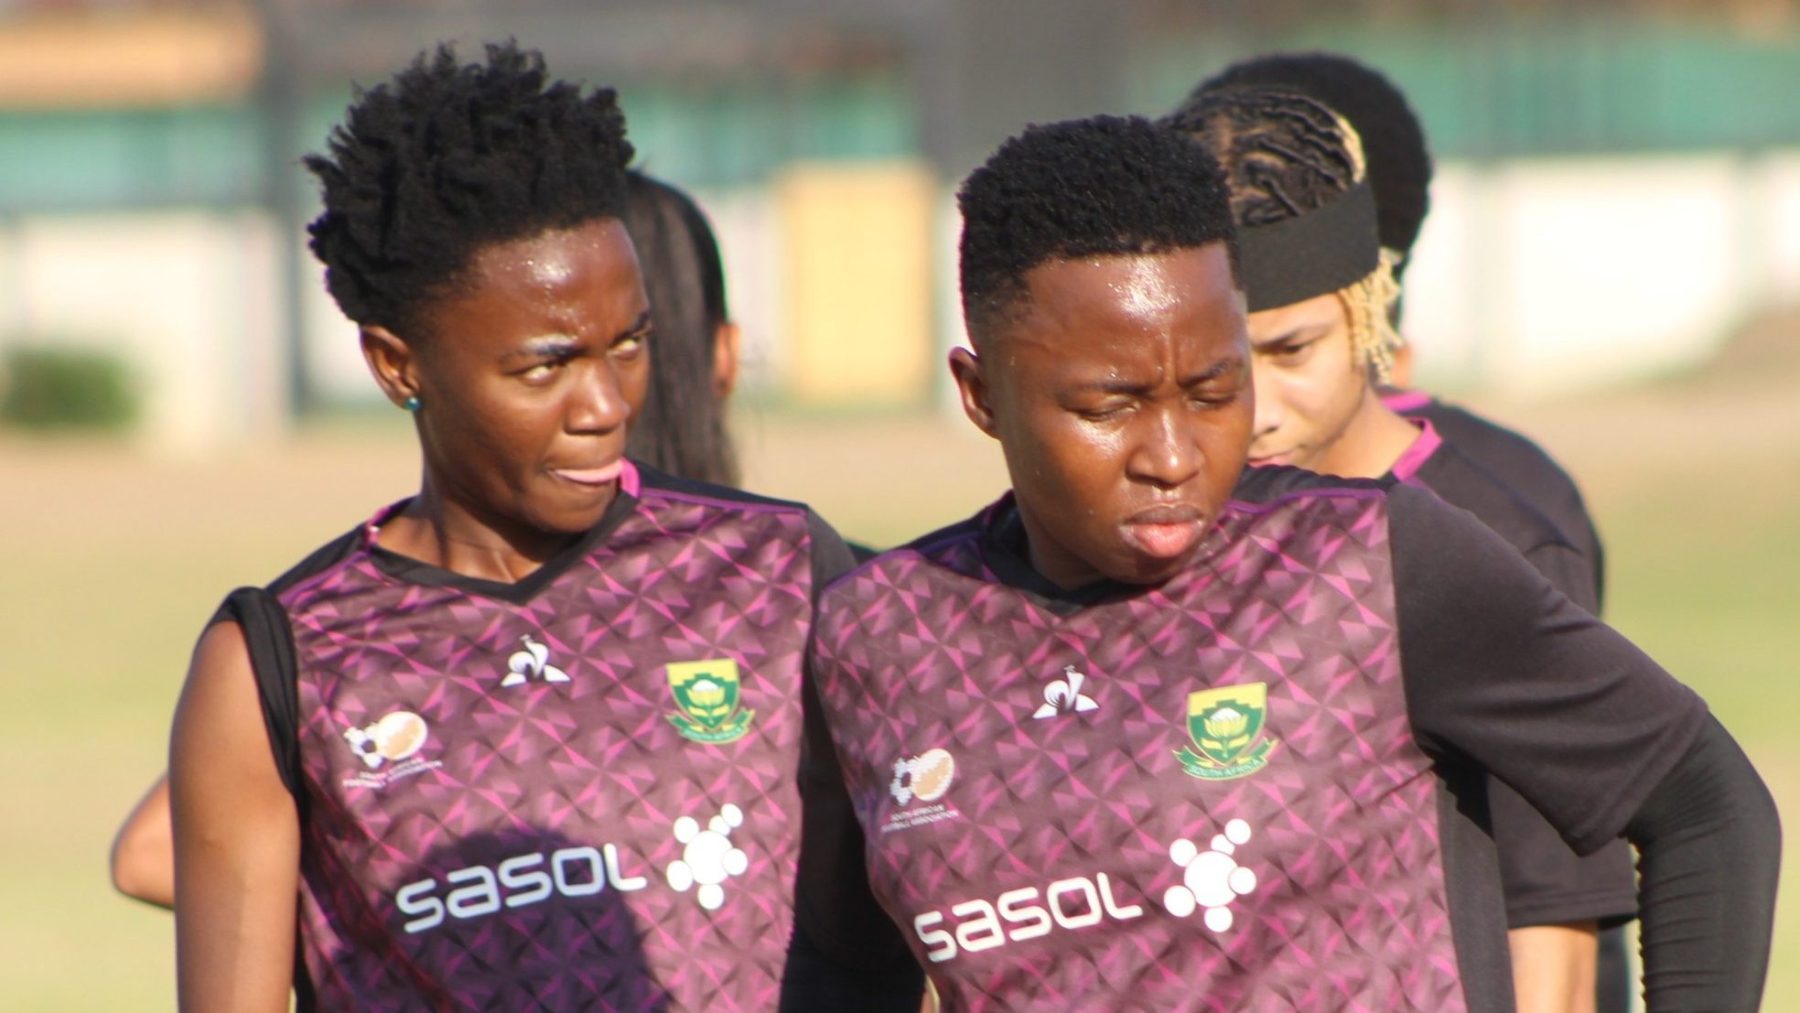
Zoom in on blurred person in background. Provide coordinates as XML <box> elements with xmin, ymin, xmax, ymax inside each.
<box><xmin>1164</xmin><ymin>84</ymin><xmax>1632</xmax><ymax>1013</ymax></box>
<box><xmin>1193</xmin><ymin>51</ymin><xmax>1608</xmax><ymax>610</ymax></box>
<box><xmin>806</xmin><ymin>113</ymin><xmax>1776</xmax><ymax>1010</ymax></box>
<box><xmin>165</xmin><ymin>41</ymin><xmax>917</xmax><ymax>1010</ymax></box>
<box><xmin>109</xmin><ymin>173</ymin><xmax>747</xmax><ymax>906</ymax></box>
<box><xmin>1186</xmin><ymin>53</ymin><xmax>1625</xmax><ymax>1012</ymax></box>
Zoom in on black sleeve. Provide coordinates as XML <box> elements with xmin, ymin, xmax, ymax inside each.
<box><xmin>214</xmin><ymin>586</ymin><xmax>305</xmax><ymax>805</ymax></box>
<box><xmin>1627</xmin><ymin>716</ymin><xmax>1779</xmax><ymax>1010</ymax></box>
<box><xmin>806</xmin><ymin>511</ymin><xmax>859</xmax><ymax>601</ymax></box>
<box><xmin>781</xmin><ymin>515</ymin><xmax>925</xmax><ymax>1010</ymax></box>
<box><xmin>1521</xmin><ymin>539</ymin><xmax>1598</xmax><ymax>617</ymax></box>
<box><xmin>1391</xmin><ymin>485</ymin><xmax>1780</xmax><ymax>1003</ymax></box>
<box><xmin>781</xmin><ymin>654</ymin><xmax>925</xmax><ymax>1011</ymax></box>
<box><xmin>1390</xmin><ymin>483</ymin><xmax>1708</xmax><ymax>855</ymax></box>
<box><xmin>1487</xmin><ymin>538</ymin><xmax>1637</xmax><ymax>929</ymax></box>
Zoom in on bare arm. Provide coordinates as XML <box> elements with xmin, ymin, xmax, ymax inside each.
<box><xmin>110</xmin><ymin>774</ymin><xmax>175</xmax><ymax>909</ymax></box>
<box><xmin>1509</xmin><ymin>923</ymin><xmax>1598</xmax><ymax>1013</ymax></box>
<box><xmin>170</xmin><ymin>620</ymin><xmax>300</xmax><ymax>1013</ymax></box>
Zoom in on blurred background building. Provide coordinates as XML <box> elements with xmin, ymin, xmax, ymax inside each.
<box><xmin>2</xmin><ymin>0</ymin><xmax>1799</xmax><ymax>449</ymax></box>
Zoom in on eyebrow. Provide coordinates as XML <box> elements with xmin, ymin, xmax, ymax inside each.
<box><xmin>1251</xmin><ymin>324</ymin><xmax>1330</xmax><ymax>351</ymax></box>
<box><xmin>499</xmin><ymin>311</ymin><xmax>651</xmax><ymax>363</ymax></box>
<box><xmin>1071</xmin><ymin>354</ymin><xmax>1245</xmax><ymax>395</ymax></box>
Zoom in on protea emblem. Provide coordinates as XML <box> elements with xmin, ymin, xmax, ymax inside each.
<box><xmin>1176</xmin><ymin>683</ymin><xmax>1277</xmax><ymax>780</ymax></box>
<box><xmin>666</xmin><ymin>659</ymin><xmax>754</xmax><ymax>744</ymax></box>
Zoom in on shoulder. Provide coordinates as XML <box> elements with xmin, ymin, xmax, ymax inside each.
<box><xmin>1229</xmin><ymin>463</ymin><xmax>1394</xmax><ymax>509</ymax></box>
<box><xmin>263</xmin><ymin>526</ymin><xmax>364</xmax><ymax>596</ymax></box>
<box><xmin>819</xmin><ymin>511</ymin><xmax>988</xmax><ymax>597</ymax></box>
<box><xmin>1412</xmin><ymin>444</ymin><xmax>1578</xmax><ymax>555</ymax></box>
<box><xmin>634</xmin><ymin>464</ymin><xmax>854</xmax><ymax>587</ymax></box>
<box><xmin>635</xmin><ymin>463</ymin><xmax>817</xmax><ymax>520</ymax></box>
<box><xmin>1406</xmin><ymin>397</ymin><xmax>1586</xmax><ymax>501</ymax></box>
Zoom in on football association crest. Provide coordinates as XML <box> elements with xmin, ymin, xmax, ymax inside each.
<box><xmin>666</xmin><ymin>659</ymin><xmax>754</xmax><ymax>744</ymax></box>
<box><xmin>1175</xmin><ymin>683</ymin><xmax>1277</xmax><ymax>780</ymax></box>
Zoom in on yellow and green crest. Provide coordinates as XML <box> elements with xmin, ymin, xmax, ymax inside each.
<box><xmin>666</xmin><ymin>659</ymin><xmax>754</xmax><ymax>744</ymax></box>
<box><xmin>1175</xmin><ymin>682</ymin><xmax>1276</xmax><ymax>780</ymax></box>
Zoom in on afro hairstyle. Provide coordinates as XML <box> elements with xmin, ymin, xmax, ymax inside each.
<box><xmin>957</xmin><ymin>114</ymin><xmax>1236</xmax><ymax>346</ymax></box>
<box><xmin>1184</xmin><ymin>52</ymin><xmax>1431</xmax><ymax>271</ymax></box>
<box><xmin>305</xmin><ymin>40</ymin><xmax>635</xmax><ymax>334</ymax></box>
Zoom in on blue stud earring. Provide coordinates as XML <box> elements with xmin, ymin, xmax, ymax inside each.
<box><xmin>402</xmin><ymin>395</ymin><xmax>422</xmax><ymax>412</ymax></box>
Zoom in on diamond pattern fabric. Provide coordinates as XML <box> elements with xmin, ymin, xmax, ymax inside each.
<box><xmin>281</xmin><ymin>476</ymin><xmax>818</xmax><ymax>1011</ymax></box>
<box><xmin>813</xmin><ymin>488</ymin><xmax>1465</xmax><ymax>1011</ymax></box>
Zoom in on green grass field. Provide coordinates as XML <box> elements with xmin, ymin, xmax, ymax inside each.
<box><xmin>1</xmin><ymin>370</ymin><xmax>1793</xmax><ymax>1009</ymax></box>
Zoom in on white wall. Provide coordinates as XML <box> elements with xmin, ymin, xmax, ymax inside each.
<box><xmin>0</xmin><ymin>210</ymin><xmax>285</xmax><ymax>453</ymax></box>
<box><xmin>6</xmin><ymin>147</ymin><xmax>1800</xmax><ymax>450</ymax></box>
<box><xmin>1404</xmin><ymin>151</ymin><xmax>1793</xmax><ymax>393</ymax></box>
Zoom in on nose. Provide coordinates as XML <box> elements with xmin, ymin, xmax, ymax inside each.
<box><xmin>1126</xmin><ymin>405</ymin><xmax>1203</xmax><ymax>489</ymax></box>
<box><xmin>565</xmin><ymin>360</ymin><xmax>632</xmax><ymax>436</ymax></box>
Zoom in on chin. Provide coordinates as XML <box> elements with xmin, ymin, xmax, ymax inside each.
<box><xmin>1104</xmin><ymin>551</ymin><xmax>1191</xmax><ymax>587</ymax></box>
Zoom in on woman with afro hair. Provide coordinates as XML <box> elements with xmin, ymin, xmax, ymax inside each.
<box><xmin>168</xmin><ymin>42</ymin><xmax>918</xmax><ymax>1011</ymax></box>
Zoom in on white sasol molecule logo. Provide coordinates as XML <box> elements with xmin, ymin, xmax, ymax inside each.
<box><xmin>503</xmin><ymin>634</ymin><xmax>569</xmax><ymax>687</ymax></box>
<box><xmin>666</xmin><ymin>804</ymin><xmax>749</xmax><ymax>911</ymax></box>
<box><xmin>1163</xmin><ymin>818</ymin><xmax>1257</xmax><ymax>932</ymax></box>
<box><xmin>343</xmin><ymin>711</ymin><xmax>429</xmax><ymax>769</ymax></box>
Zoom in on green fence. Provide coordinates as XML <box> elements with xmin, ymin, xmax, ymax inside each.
<box><xmin>1131</xmin><ymin>15</ymin><xmax>1800</xmax><ymax>159</ymax></box>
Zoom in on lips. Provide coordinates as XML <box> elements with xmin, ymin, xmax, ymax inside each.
<box><xmin>548</xmin><ymin>460</ymin><xmax>624</xmax><ymax>487</ymax></box>
<box><xmin>1121</xmin><ymin>503</ymin><xmax>1206</xmax><ymax>560</ymax></box>
<box><xmin>1247</xmin><ymin>452</ymin><xmax>1292</xmax><ymax>468</ymax></box>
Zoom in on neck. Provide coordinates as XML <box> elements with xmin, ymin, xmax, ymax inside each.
<box><xmin>1312</xmin><ymin>387</ymin><xmax>1423</xmax><ymax>480</ymax></box>
<box><xmin>375</xmin><ymin>471</ymin><xmax>582</xmax><ymax>583</ymax></box>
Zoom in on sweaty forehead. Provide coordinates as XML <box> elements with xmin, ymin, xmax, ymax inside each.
<box><xmin>994</xmin><ymin>245</ymin><xmax>1244</xmax><ymax>358</ymax></box>
<box><xmin>466</xmin><ymin>218</ymin><xmax>637</xmax><ymax>294</ymax></box>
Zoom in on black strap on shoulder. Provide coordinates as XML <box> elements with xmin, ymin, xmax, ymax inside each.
<box><xmin>217</xmin><ymin>586</ymin><xmax>303</xmax><ymax>806</ymax></box>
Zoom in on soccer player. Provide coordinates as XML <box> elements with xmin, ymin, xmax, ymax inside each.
<box><xmin>109</xmin><ymin>169</ymin><xmax>747</xmax><ymax>912</ymax></box>
<box><xmin>806</xmin><ymin>115</ymin><xmax>1778</xmax><ymax>1010</ymax></box>
<box><xmin>1187</xmin><ymin>51</ymin><xmax>1607</xmax><ymax>607</ymax></box>
<box><xmin>1181</xmin><ymin>55</ymin><xmax>1624</xmax><ymax>1010</ymax></box>
<box><xmin>1162</xmin><ymin>87</ymin><xmax>1632</xmax><ymax>1011</ymax></box>
<box><xmin>168</xmin><ymin>43</ymin><xmax>916</xmax><ymax>1010</ymax></box>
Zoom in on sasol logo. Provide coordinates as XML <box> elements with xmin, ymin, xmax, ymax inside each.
<box><xmin>666</xmin><ymin>805</ymin><xmax>750</xmax><ymax>911</ymax></box>
<box><xmin>913</xmin><ymin>872</ymin><xmax>1144</xmax><ymax>963</ymax></box>
<box><xmin>396</xmin><ymin>844</ymin><xmax>649</xmax><ymax>934</ymax></box>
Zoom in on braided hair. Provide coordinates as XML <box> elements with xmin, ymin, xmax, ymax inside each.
<box><xmin>1164</xmin><ymin>89</ymin><xmax>1402</xmax><ymax>381</ymax></box>
<box><xmin>305</xmin><ymin>41</ymin><xmax>635</xmax><ymax>335</ymax></box>
<box><xmin>1185</xmin><ymin>52</ymin><xmax>1432</xmax><ymax>272</ymax></box>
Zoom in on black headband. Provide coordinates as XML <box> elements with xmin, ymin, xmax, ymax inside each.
<box><xmin>1236</xmin><ymin>181</ymin><xmax>1380</xmax><ymax>312</ymax></box>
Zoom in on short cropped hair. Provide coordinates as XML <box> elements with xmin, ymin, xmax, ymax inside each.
<box><xmin>305</xmin><ymin>41</ymin><xmax>635</xmax><ymax>333</ymax></box>
<box><xmin>957</xmin><ymin>115</ymin><xmax>1236</xmax><ymax>345</ymax></box>
<box><xmin>1185</xmin><ymin>52</ymin><xmax>1432</xmax><ymax>271</ymax></box>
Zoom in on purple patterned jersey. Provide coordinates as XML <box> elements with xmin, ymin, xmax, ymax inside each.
<box><xmin>813</xmin><ymin>482</ymin><xmax>1460</xmax><ymax>1011</ymax></box>
<box><xmin>243</xmin><ymin>463</ymin><xmax>846</xmax><ymax>1011</ymax></box>
<box><xmin>810</xmin><ymin>467</ymin><xmax>1709</xmax><ymax>1012</ymax></box>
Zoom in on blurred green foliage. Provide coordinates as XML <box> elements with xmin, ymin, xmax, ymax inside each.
<box><xmin>1</xmin><ymin>343</ymin><xmax>139</xmax><ymax>432</ymax></box>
